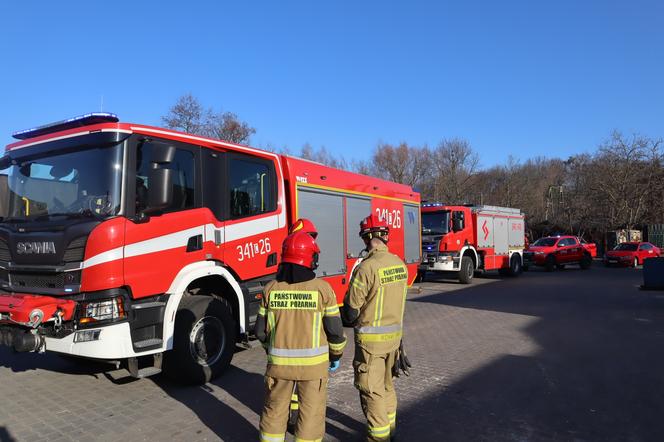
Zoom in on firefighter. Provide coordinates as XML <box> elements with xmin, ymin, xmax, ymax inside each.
<box><xmin>286</xmin><ymin>218</ymin><xmax>319</xmax><ymax>432</ymax></box>
<box><xmin>342</xmin><ymin>214</ymin><xmax>411</xmax><ymax>442</ymax></box>
<box><xmin>255</xmin><ymin>230</ymin><xmax>347</xmax><ymax>442</ymax></box>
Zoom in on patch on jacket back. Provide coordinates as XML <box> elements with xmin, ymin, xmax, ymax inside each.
<box><xmin>378</xmin><ymin>266</ymin><xmax>408</xmax><ymax>285</ymax></box>
<box><xmin>269</xmin><ymin>291</ymin><xmax>319</xmax><ymax>310</ymax></box>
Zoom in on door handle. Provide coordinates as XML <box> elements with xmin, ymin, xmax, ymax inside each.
<box><xmin>186</xmin><ymin>235</ymin><xmax>203</xmax><ymax>252</ymax></box>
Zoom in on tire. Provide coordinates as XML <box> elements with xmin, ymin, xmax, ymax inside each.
<box><xmin>509</xmin><ymin>254</ymin><xmax>522</xmax><ymax>276</ymax></box>
<box><xmin>580</xmin><ymin>254</ymin><xmax>592</xmax><ymax>270</ymax></box>
<box><xmin>415</xmin><ymin>270</ymin><xmax>426</xmax><ymax>283</ymax></box>
<box><xmin>164</xmin><ymin>295</ymin><xmax>237</xmax><ymax>385</ymax></box>
<box><xmin>458</xmin><ymin>256</ymin><xmax>475</xmax><ymax>284</ymax></box>
<box><xmin>545</xmin><ymin>255</ymin><xmax>556</xmax><ymax>272</ymax></box>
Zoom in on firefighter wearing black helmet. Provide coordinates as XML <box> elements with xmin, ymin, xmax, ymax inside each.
<box><xmin>343</xmin><ymin>214</ymin><xmax>411</xmax><ymax>441</ymax></box>
<box><xmin>255</xmin><ymin>230</ymin><xmax>347</xmax><ymax>442</ymax></box>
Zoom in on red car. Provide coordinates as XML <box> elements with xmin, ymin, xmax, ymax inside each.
<box><xmin>604</xmin><ymin>242</ymin><xmax>661</xmax><ymax>267</ymax></box>
<box><xmin>523</xmin><ymin>235</ymin><xmax>597</xmax><ymax>271</ymax></box>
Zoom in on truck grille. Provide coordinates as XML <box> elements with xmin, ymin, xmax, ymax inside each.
<box><xmin>0</xmin><ymin>239</ymin><xmax>10</xmax><ymax>262</ymax></box>
<box><xmin>9</xmin><ymin>271</ymin><xmax>81</xmax><ymax>289</ymax></box>
<box><xmin>63</xmin><ymin>237</ymin><xmax>87</xmax><ymax>263</ymax></box>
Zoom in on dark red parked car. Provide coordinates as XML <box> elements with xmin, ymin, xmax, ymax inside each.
<box><xmin>604</xmin><ymin>242</ymin><xmax>661</xmax><ymax>267</ymax></box>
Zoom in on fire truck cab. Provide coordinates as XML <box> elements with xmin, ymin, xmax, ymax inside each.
<box><xmin>420</xmin><ymin>203</ymin><xmax>525</xmax><ymax>284</ymax></box>
<box><xmin>0</xmin><ymin>113</ymin><xmax>421</xmax><ymax>383</ymax></box>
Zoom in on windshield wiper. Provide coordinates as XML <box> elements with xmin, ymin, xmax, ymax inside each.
<box><xmin>36</xmin><ymin>210</ymin><xmax>103</xmax><ymax>221</ymax></box>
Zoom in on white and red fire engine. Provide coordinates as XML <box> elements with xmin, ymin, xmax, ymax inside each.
<box><xmin>0</xmin><ymin>113</ymin><xmax>421</xmax><ymax>383</ymax></box>
<box><xmin>419</xmin><ymin>203</ymin><xmax>525</xmax><ymax>284</ymax></box>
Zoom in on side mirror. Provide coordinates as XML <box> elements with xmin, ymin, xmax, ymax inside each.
<box><xmin>452</xmin><ymin>211</ymin><xmax>465</xmax><ymax>232</ymax></box>
<box><xmin>143</xmin><ymin>167</ymin><xmax>173</xmax><ymax>215</ymax></box>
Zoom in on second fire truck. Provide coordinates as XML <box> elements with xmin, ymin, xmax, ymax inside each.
<box><xmin>419</xmin><ymin>203</ymin><xmax>525</xmax><ymax>283</ymax></box>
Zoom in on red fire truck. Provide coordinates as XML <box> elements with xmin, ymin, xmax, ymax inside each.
<box><xmin>0</xmin><ymin>113</ymin><xmax>421</xmax><ymax>383</ymax></box>
<box><xmin>419</xmin><ymin>203</ymin><xmax>525</xmax><ymax>283</ymax></box>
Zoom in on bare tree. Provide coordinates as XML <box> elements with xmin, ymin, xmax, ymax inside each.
<box><xmin>204</xmin><ymin>111</ymin><xmax>256</xmax><ymax>144</ymax></box>
<box><xmin>370</xmin><ymin>142</ymin><xmax>431</xmax><ymax>187</ymax></box>
<box><xmin>430</xmin><ymin>138</ymin><xmax>479</xmax><ymax>203</ymax></box>
<box><xmin>161</xmin><ymin>93</ymin><xmax>204</xmax><ymax>134</ymax></box>
<box><xmin>299</xmin><ymin>143</ymin><xmax>348</xmax><ymax>169</ymax></box>
<box><xmin>162</xmin><ymin>94</ymin><xmax>256</xmax><ymax>144</ymax></box>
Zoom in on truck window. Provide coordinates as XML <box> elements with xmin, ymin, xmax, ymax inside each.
<box><xmin>403</xmin><ymin>204</ymin><xmax>421</xmax><ymax>264</ymax></box>
<box><xmin>136</xmin><ymin>143</ymin><xmax>196</xmax><ymax>213</ymax></box>
<box><xmin>228</xmin><ymin>157</ymin><xmax>276</xmax><ymax>218</ymax></box>
<box><xmin>346</xmin><ymin>196</ymin><xmax>371</xmax><ymax>258</ymax></box>
<box><xmin>297</xmin><ymin>188</ymin><xmax>345</xmax><ymax>277</ymax></box>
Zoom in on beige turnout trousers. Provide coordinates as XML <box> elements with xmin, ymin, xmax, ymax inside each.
<box><xmin>259</xmin><ymin>376</ymin><xmax>328</xmax><ymax>442</ymax></box>
<box><xmin>353</xmin><ymin>345</ymin><xmax>398</xmax><ymax>441</ymax></box>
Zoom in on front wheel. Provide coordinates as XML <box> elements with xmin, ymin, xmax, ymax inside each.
<box><xmin>509</xmin><ymin>254</ymin><xmax>522</xmax><ymax>276</ymax></box>
<box><xmin>458</xmin><ymin>256</ymin><xmax>475</xmax><ymax>284</ymax></box>
<box><xmin>545</xmin><ymin>255</ymin><xmax>556</xmax><ymax>272</ymax></box>
<box><xmin>164</xmin><ymin>295</ymin><xmax>237</xmax><ymax>385</ymax></box>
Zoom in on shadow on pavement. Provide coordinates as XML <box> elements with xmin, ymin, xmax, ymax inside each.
<box><xmin>156</xmin><ymin>364</ymin><xmax>263</xmax><ymax>441</ymax></box>
<box><xmin>401</xmin><ymin>266</ymin><xmax>664</xmax><ymax>440</ymax></box>
<box><xmin>0</xmin><ymin>348</ymin><xmax>111</xmax><ymax>377</ymax></box>
<box><xmin>0</xmin><ymin>427</ymin><xmax>16</xmax><ymax>442</ymax></box>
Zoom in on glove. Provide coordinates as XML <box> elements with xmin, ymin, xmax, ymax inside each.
<box><xmin>328</xmin><ymin>360</ymin><xmax>340</xmax><ymax>372</ymax></box>
<box><xmin>392</xmin><ymin>340</ymin><xmax>412</xmax><ymax>377</ymax></box>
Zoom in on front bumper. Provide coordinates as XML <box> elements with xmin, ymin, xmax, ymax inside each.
<box><xmin>523</xmin><ymin>252</ymin><xmax>546</xmax><ymax>266</ymax></box>
<box><xmin>419</xmin><ymin>253</ymin><xmax>460</xmax><ymax>272</ymax></box>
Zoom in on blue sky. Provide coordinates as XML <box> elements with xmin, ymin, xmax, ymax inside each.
<box><xmin>1</xmin><ymin>0</ymin><xmax>662</xmax><ymax>167</ymax></box>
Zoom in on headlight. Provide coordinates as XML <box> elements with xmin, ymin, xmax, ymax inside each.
<box><xmin>78</xmin><ymin>297</ymin><xmax>126</xmax><ymax>325</ymax></box>
<box><xmin>534</xmin><ymin>251</ymin><xmax>544</xmax><ymax>255</ymax></box>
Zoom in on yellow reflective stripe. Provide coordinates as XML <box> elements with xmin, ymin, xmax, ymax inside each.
<box><xmin>267</xmin><ymin>312</ymin><xmax>276</xmax><ymax>348</ymax></box>
<box><xmin>291</xmin><ymin>394</ymin><xmax>298</xmax><ymax>401</ymax></box>
<box><xmin>351</xmin><ymin>278</ymin><xmax>365</xmax><ymax>290</ymax></box>
<box><xmin>329</xmin><ymin>340</ymin><xmax>347</xmax><ymax>352</ymax></box>
<box><xmin>357</xmin><ymin>330</ymin><xmax>402</xmax><ymax>343</ymax></box>
<box><xmin>373</xmin><ymin>287</ymin><xmax>384</xmax><ymax>327</ymax></box>
<box><xmin>267</xmin><ymin>353</ymin><xmax>329</xmax><ymax>366</ymax></box>
<box><xmin>311</xmin><ymin>312</ymin><xmax>321</xmax><ymax>348</ymax></box>
<box><xmin>260</xmin><ymin>431</ymin><xmax>286</xmax><ymax>442</ymax></box>
<box><xmin>290</xmin><ymin>402</ymin><xmax>299</xmax><ymax>410</ymax></box>
<box><xmin>388</xmin><ymin>411</ymin><xmax>396</xmax><ymax>424</ymax></box>
<box><xmin>368</xmin><ymin>424</ymin><xmax>391</xmax><ymax>436</ymax></box>
<box><xmin>294</xmin><ymin>438</ymin><xmax>322</xmax><ymax>442</ymax></box>
<box><xmin>324</xmin><ymin>305</ymin><xmax>340</xmax><ymax>316</ymax></box>
<box><xmin>258</xmin><ymin>306</ymin><xmax>266</xmax><ymax>316</ymax></box>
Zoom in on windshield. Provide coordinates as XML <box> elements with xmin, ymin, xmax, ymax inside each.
<box><xmin>0</xmin><ymin>143</ymin><xmax>124</xmax><ymax>220</ymax></box>
<box><xmin>422</xmin><ymin>211</ymin><xmax>450</xmax><ymax>235</ymax></box>
<box><xmin>533</xmin><ymin>238</ymin><xmax>558</xmax><ymax>247</ymax></box>
<box><xmin>614</xmin><ymin>243</ymin><xmax>638</xmax><ymax>251</ymax></box>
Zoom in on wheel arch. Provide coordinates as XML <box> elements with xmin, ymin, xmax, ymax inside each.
<box><xmin>162</xmin><ymin>261</ymin><xmax>245</xmax><ymax>351</ymax></box>
<box><xmin>461</xmin><ymin>246</ymin><xmax>478</xmax><ymax>268</ymax></box>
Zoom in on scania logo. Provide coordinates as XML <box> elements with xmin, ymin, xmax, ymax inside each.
<box><xmin>16</xmin><ymin>241</ymin><xmax>56</xmax><ymax>255</ymax></box>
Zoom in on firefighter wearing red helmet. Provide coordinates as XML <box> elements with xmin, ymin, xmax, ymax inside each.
<box><xmin>255</xmin><ymin>231</ymin><xmax>347</xmax><ymax>442</ymax></box>
<box><xmin>286</xmin><ymin>218</ymin><xmax>318</xmax><ymax>432</ymax></box>
<box><xmin>289</xmin><ymin>218</ymin><xmax>318</xmax><ymax>239</ymax></box>
<box><xmin>343</xmin><ymin>214</ymin><xmax>411</xmax><ymax>441</ymax></box>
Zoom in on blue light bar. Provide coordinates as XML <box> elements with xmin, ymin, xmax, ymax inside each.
<box><xmin>12</xmin><ymin>112</ymin><xmax>119</xmax><ymax>140</ymax></box>
<box><xmin>422</xmin><ymin>202</ymin><xmax>445</xmax><ymax>207</ymax></box>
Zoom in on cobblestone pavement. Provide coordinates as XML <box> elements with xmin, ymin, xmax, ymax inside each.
<box><xmin>2</xmin><ymin>264</ymin><xmax>664</xmax><ymax>441</ymax></box>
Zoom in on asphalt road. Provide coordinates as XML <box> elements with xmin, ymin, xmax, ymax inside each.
<box><xmin>1</xmin><ymin>263</ymin><xmax>663</xmax><ymax>441</ymax></box>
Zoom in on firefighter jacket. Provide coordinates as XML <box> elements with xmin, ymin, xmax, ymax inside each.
<box><xmin>343</xmin><ymin>242</ymin><xmax>408</xmax><ymax>354</ymax></box>
<box><xmin>255</xmin><ymin>277</ymin><xmax>347</xmax><ymax>380</ymax></box>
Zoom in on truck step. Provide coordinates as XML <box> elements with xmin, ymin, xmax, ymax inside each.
<box><xmin>134</xmin><ymin>338</ymin><xmax>163</xmax><ymax>349</ymax></box>
<box><xmin>133</xmin><ymin>366</ymin><xmax>162</xmax><ymax>378</ymax></box>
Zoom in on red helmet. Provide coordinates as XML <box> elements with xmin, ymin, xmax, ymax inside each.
<box><xmin>289</xmin><ymin>218</ymin><xmax>318</xmax><ymax>239</ymax></box>
<box><xmin>359</xmin><ymin>214</ymin><xmax>389</xmax><ymax>239</ymax></box>
<box><xmin>281</xmin><ymin>231</ymin><xmax>321</xmax><ymax>269</ymax></box>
